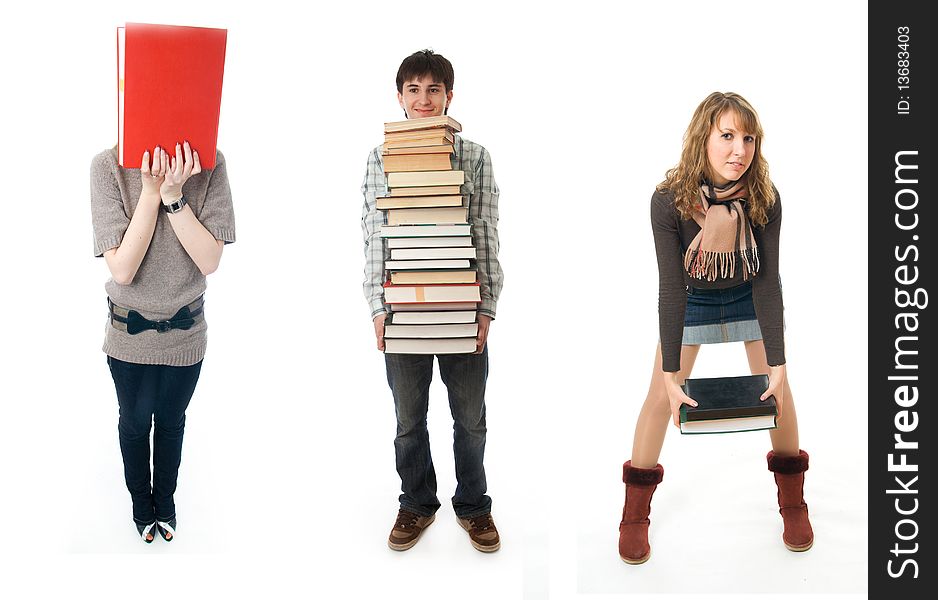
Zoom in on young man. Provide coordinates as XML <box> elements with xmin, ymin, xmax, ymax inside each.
<box><xmin>361</xmin><ymin>50</ymin><xmax>504</xmax><ymax>553</ymax></box>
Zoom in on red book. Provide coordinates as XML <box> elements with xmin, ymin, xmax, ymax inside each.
<box><xmin>118</xmin><ymin>23</ymin><xmax>227</xmax><ymax>169</ymax></box>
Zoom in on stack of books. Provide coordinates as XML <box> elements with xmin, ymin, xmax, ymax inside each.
<box><xmin>378</xmin><ymin>115</ymin><xmax>480</xmax><ymax>354</ymax></box>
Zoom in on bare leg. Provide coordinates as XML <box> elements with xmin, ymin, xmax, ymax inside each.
<box><xmin>744</xmin><ymin>340</ymin><xmax>800</xmax><ymax>456</ymax></box>
<box><xmin>630</xmin><ymin>343</ymin><xmax>701</xmax><ymax>468</ymax></box>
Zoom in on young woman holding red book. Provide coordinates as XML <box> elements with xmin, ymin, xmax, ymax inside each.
<box><xmin>618</xmin><ymin>92</ymin><xmax>813</xmax><ymax>564</ymax></box>
<box><xmin>90</xmin><ymin>142</ymin><xmax>235</xmax><ymax>543</ymax></box>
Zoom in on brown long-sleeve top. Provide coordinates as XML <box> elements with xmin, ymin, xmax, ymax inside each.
<box><xmin>650</xmin><ymin>188</ymin><xmax>785</xmax><ymax>372</ymax></box>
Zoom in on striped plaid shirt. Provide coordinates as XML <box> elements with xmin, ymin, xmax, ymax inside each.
<box><xmin>361</xmin><ymin>135</ymin><xmax>504</xmax><ymax>319</ymax></box>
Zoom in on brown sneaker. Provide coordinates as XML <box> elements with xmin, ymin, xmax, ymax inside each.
<box><xmin>388</xmin><ymin>509</ymin><xmax>435</xmax><ymax>551</ymax></box>
<box><xmin>457</xmin><ymin>513</ymin><xmax>501</xmax><ymax>553</ymax></box>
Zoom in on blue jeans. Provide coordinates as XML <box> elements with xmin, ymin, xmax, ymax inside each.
<box><xmin>385</xmin><ymin>347</ymin><xmax>492</xmax><ymax>519</ymax></box>
<box><xmin>107</xmin><ymin>356</ymin><xmax>202</xmax><ymax>524</ymax></box>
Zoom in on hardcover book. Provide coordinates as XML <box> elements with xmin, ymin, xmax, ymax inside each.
<box><xmin>384</xmin><ymin>337</ymin><xmax>477</xmax><ymax>355</ymax></box>
<box><xmin>383</xmin><ymin>153</ymin><xmax>453</xmax><ymax>173</ymax></box>
<box><xmin>382</xmin><ymin>282</ymin><xmax>482</xmax><ymax>304</ymax></box>
<box><xmin>386</xmin><ymin>236</ymin><xmax>473</xmax><ymax>249</ymax></box>
<box><xmin>384</xmin><ymin>259</ymin><xmax>471</xmax><ymax>271</ymax></box>
<box><xmin>387</xmin><ymin>170</ymin><xmax>465</xmax><ymax>188</ymax></box>
<box><xmin>384</xmin><ymin>323</ymin><xmax>479</xmax><ymax>339</ymax></box>
<box><xmin>679</xmin><ymin>374</ymin><xmax>778</xmax><ymax>434</ymax></box>
<box><xmin>389</xmin><ymin>311</ymin><xmax>477</xmax><ymax>325</ymax></box>
<box><xmin>377</xmin><ymin>195</ymin><xmax>464</xmax><ymax>210</ymax></box>
<box><xmin>390</xmin><ymin>270</ymin><xmax>477</xmax><ymax>284</ymax></box>
<box><xmin>383</xmin><ymin>136</ymin><xmax>454</xmax><ymax>151</ymax></box>
<box><xmin>389</xmin><ymin>302</ymin><xmax>478</xmax><ymax>312</ymax></box>
<box><xmin>383</xmin><ymin>144</ymin><xmax>455</xmax><ymax>156</ymax></box>
<box><xmin>389</xmin><ymin>185</ymin><xmax>462</xmax><ymax>197</ymax></box>
<box><xmin>383</xmin><ymin>129</ymin><xmax>455</xmax><ymax>144</ymax></box>
<box><xmin>380</xmin><ymin>224</ymin><xmax>471</xmax><ymax>238</ymax></box>
<box><xmin>384</xmin><ymin>115</ymin><xmax>462</xmax><ymax>134</ymax></box>
<box><xmin>387</xmin><ymin>207</ymin><xmax>468</xmax><ymax>226</ymax></box>
<box><xmin>118</xmin><ymin>22</ymin><xmax>227</xmax><ymax>169</ymax></box>
<box><xmin>390</xmin><ymin>247</ymin><xmax>476</xmax><ymax>260</ymax></box>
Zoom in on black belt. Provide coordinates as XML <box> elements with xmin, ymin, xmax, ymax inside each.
<box><xmin>108</xmin><ymin>296</ymin><xmax>204</xmax><ymax>335</ymax></box>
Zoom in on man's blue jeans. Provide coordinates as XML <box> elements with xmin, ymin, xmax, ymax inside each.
<box><xmin>385</xmin><ymin>346</ymin><xmax>492</xmax><ymax>519</ymax></box>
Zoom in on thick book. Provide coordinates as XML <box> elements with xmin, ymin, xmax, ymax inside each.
<box><xmin>383</xmin><ymin>144</ymin><xmax>454</xmax><ymax>156</ymax></box>
<box><xmin>679</xmin><ymin>375</ymin><xmax>778</xmax><ymax>435</ymax></box>
<box><xmin>387</xmin><ymin>207</ymin><xmax>468</xmax><ymax>226</ymax></box>
<box><xmin>383</xmin><ymin>282</ymin><xmax>481</xmax><ymax>304</ymax></box>
<box><xmin>384</xmin><ymin>323</ymin><xmax>479</xmax><ymax>339</ymax></box>
<box><xmin>390</xmin><ymin>270</ymin><xmax>477</xmax><ymax>285</ymax></box>
<box><xmin>390</xmin><ymin>185</ymin><xmax>461</xmax><ymax>197</ymax></box>
<box><xmin>389</xmin><ymin>311</ymin><xmax>477</xmax><ymax>325</ymax></box>
<box><xmin>384</xmin><ymin>259</ymin><xmax>471</xmax><ymax>270</ymax></box>
<box><xmin>384</xmin><ymin>115</ymin><xmax>462</xmax><ymax>134</ymax></box>
<box><xmin>384</xmin><ymin>153</ymin><xmax>453</xmax><ymax>173</ymax></box>
<box><xmin>118</xmin><ymin>23</ymin><xmax>227</xmax><ymax>169</ymax></box>
<box><xmin>390</xmin><ymin>302</ymin><xmax>478</xmax><ymax>311</ymax></box>
<box><xmin>387</xmin><ymin>236</ymin><xmax>472</xmax><ymax>249</ymax></box>
<box><xmin>388</xmin><ymin>171</ymin><xmax>465</xmax><ymax>189</ymax></box>
<box><xmin>377</xmin><ymin>195</ymin><xmax>464</xmax><ymax>210</ymax></box>
<box><xmin>391</xmin><ymin>247</ymin><xmax>476</xmax><ymax>260</ymax></box>
<box><xmin>384</xmin><ymin>337</ymin><xmax>476</xmax><ymax>355</ymax></box>
<box><xmin>380</xmin><ymin>224</ymin><xmax>470</xmax><ymax>238</ymax></box>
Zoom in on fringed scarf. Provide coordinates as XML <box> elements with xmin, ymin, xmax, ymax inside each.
<box><xmin>683</xmin><ymin>178</ymin><xmax>760</xmax><ymax>282</ymax></box>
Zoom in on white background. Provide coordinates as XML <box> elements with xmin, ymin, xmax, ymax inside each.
<box><xmin>0</xmin><ymin>1</ymin><xmax>867</xmax><ymax>599</ymax></box>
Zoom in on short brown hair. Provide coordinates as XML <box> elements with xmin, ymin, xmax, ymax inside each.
<box><xmin>396</xmin><ymin>50</ymin><xmax>454</xmax><ymax>93</ymax></box>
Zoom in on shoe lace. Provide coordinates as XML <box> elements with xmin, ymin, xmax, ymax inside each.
<box><xmin>469</xmin><ymin>514</ymin><xmax>494</xmax><ymax>532</ymax></box>
<box><xmin>395</xmin><ymin>510</ymin><xmax>420</xmax><ymax>530</ymax></box>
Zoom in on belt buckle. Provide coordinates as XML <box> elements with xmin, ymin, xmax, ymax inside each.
<box><xmin>154</xmin><ymin>320</ymin><xmax>172</xmax><ymax>333</ymax></box>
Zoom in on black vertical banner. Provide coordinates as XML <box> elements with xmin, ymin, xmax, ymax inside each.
<box><xmin>869</xmin><ymin>1</ymin><xmax>935</xmax><ymax>596</ymax></box>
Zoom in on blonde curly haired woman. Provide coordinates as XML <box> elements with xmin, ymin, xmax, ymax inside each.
<box><xmin>618</xmin><ymin>92</ymin><xmax>813</xmax><ymax>564</ymax></box>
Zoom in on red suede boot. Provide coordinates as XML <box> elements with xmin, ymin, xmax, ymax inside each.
<box><xmin>618</xmin><ymin>461</ymin><xmax>664</xmax><ymax>564</ymax></box>
<box><xmin>767</xmin><ymin>450</ymin><xmax>814</xmax><ymax>551</ymax></box>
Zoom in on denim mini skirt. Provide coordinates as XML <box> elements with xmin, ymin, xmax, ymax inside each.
<box><xmin>682</xmin><ymin>281</ymin><xmax>763</xmax><ymax>345</ymax></box>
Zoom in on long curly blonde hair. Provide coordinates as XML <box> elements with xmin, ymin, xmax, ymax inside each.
<box><xmin>657</xmin><ymin>92</ymin><xmax>776</xmax><ymax>226</ymax></box>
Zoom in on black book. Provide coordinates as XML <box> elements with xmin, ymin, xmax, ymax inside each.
<box><xmin>679</xmin><ymin>374</ymin><xmax>778</xmax><ymax>435</ymax></box>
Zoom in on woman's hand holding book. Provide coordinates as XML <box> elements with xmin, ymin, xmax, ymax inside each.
<box><xmin>140</xmin><ymin>146</ymin><xmax>166</xmax><ymax>198</ymax></box>
<box><xmin>760</xmin><ymin>364</ymin><xmax>787</xmax><ymax>417</ymax></box>
<box><xmin>665</xmin><ymin>373</ymin><xmax>697</xmax><ymax>428</ymax></box>
<box><xmin>160</xmin><ymin>141</ymin><xmax>202</xmax><ymax>204</ymax></box>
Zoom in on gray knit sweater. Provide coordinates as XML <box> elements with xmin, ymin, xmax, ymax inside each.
<box><xmin>90</xmin><ymin>148</ymin><xmax>236</xmax><ymax>366</ymax></box>
<box><xmin>651</xmin><ymin>188</ymin><xmax>784</xmax><ymax>372</ymax></box>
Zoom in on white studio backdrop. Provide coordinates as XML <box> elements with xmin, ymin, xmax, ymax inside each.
<box><xmin>0</xmin><ymin>1</ymin><xmax>867</xmax><ymax>599</ymax></box>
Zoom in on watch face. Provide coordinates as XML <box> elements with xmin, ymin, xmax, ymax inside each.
<box><xmin>163</xmin><ymin>197</ymin><xmax>187</xmax><ymax>213</ymax></box>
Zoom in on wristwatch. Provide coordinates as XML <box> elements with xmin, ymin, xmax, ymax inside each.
<box><xmin>162</xmin><ymin>195</ymin><xmax>188</xmax><ymax>214</ymax></box>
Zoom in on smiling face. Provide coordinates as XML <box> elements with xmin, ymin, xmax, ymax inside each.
<box><xmin>706</xmin><ymin>109</ymin><xmax>756</xmax><ymax>186</ymax></box>
<box><xmin>397</xmin><ymin>75</ymin><xmax>453</xmax><ymax>119</ymax></box>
